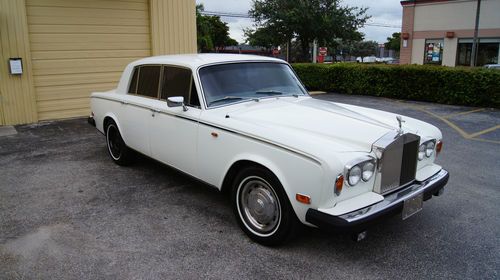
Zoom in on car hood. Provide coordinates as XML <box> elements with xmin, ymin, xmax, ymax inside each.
<box><xmin>203</xmin><ymin>96</ymin><xmax>437</xmax><ymax>157</ymax></box>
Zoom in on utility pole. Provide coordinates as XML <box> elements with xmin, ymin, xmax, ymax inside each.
<box><xmin>470</xmin><ymin>0</ymin><xmax>481</xmax><ymax>67</ymax></box>
<box><xmin>312</xmin><ymin>40</ymin><xmax>318</xmax><ymax>63</ymax></box>
<box><xmin>286</xmin><ymin>40</ymin><xmax>290</xmax><ymax>62</ymax></box>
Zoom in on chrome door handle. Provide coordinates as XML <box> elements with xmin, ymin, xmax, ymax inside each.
<box><xmin>120</xmin><ymin>101</ymin><xmax>129</xmax><ymax>105</ymax></box>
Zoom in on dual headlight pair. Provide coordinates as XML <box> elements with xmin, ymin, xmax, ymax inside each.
<box><xmin>418</xmin><ymin>139</ymin><xmax>436</xmax><ymax>160</ymax></box>
<box><xmin>335</xmin><ymin>157</ymin><xmax>376</xmax><ymax>196</ymax></box>
<box><xmin>345</xmin><ymin>158</ymin><xmax>376</xmax><ymax>186</ymax></box>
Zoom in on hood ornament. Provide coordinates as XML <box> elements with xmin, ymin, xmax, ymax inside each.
<box><xmin>396</xmin><ymin>115</ymin><xmax>405</xmax><ymax>135</ymax></box>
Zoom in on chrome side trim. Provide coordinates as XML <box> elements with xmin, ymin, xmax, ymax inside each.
<box><xmin>339</xmin><ymin>169</ymin><xmax>448</xmax><ymax>223</ymax></box>
<box><xmin>91</xmin><ymin>96</ymin><xmax>322</xmax><ymax>166</ymax></box>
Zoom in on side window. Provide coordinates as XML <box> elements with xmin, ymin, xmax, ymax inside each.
<box><xmin>161</xmin><ymin>66</ymin><xmax>199</xmax><ymax>107</ymax></box>
<box><xmin>128</xmin><ymin>67</ymin><xmax>139</xmax><ymax>94</ymax></box>
<box><xmin>137</xmin><ymin>65</ymin><xmax>161</xmax><ymax>98</ymax></box>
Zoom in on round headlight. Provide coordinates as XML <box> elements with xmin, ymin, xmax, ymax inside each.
<box><xmin>418</xmin><ymin>144</ymin><xmax>425</xmax><ymax>160</ymax></box>
<box><xmin>425</xmin><ymin>141</ymin><xmax>435</xmax><ymax>157</ymax></box>
<box><xmin>348</xmin><ymin>165</ymin><xmax>361</xmax><ymax>186</ymax></box>
<box><xmin>362</xmin><ymin>161</ymin><xmax>375</xmax><ymax>181</ymax></box>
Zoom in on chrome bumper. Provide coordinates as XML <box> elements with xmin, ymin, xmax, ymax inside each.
<box><xmin>305</xmin><ymin>169</ymin><xmax>449</xmax><ymax>232</ymax></box>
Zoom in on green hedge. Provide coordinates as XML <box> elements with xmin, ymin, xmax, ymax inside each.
<box><xmin>292</xmin><ymin>63</ymin><xmax>500</xmax><ymax>108</ymax></box>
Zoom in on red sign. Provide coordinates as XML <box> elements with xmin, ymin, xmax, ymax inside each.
<box><xmin>319</xmin><ymin>47</ymin><xmax>327</xmax><ymax>56</ymax></box>
<box><xmin>272</xmin><ymin>48</ymin><xmax>280</xmax><ymax>55</ymax></box>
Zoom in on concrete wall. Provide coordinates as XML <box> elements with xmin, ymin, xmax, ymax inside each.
<box><xmin>414</xmin><ymin>0</ymin><xmax>500</xmax><ymax>31</ymax></box>
<box><xmin>411</xmin><ymin>39</ymin><xmax>425</xmax><ymax>65</ymax></box>
<box><xmin>400</xmin><ymin>4</ymin><xmax>415</xmax><ymax>64</ymax></box>
<box><xmin>442</xmin><ymin>37</ymin><xmax>458</xmax><ymax>66</ymax></box>
<box><xmin>401</xmin><ymin>0</ymin><xmax>500</xmax><ymax>66</ymax></box>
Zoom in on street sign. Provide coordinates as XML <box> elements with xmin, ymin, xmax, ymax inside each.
<box><xmin>319</xmin><ymin>47</ymin><xmax>327</xmax><ymax>56</ymax></box>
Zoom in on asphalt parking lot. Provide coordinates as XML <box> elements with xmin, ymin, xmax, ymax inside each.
<box><xmin>1</xmin><ymin>93</ymin><xmax>499</xmax><ymax>279</ymax></box>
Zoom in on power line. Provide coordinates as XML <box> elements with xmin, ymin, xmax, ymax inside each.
<box><xmin>200</xmin><ymin>10</ymin><xmax>401</xmax><ymax>29</ymax></box>
<box><xmin>201</xmin><ymin>11</ymin><xmax>250</xmax><ymax>18</ymax></box>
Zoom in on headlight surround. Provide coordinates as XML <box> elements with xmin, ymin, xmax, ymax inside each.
<box><xmin>345</xmin><ymin>157</ymin><xmax>376</xmax><ymax>186</ymax></box>
<box><xmin>418</xmin><ymin>139</ymin><xmax>436</xmax><ymax>160</ymax></box>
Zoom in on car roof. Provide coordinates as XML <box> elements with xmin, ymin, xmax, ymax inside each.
<box><xmin>130</xmin><ymin>53</ymin><xmax>286</xmax><ymax>69</ymax></box>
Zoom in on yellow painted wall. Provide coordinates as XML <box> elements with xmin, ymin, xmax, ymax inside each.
<box><xmin>150</xmin><ymin>0</ymin><xmax>197</xmax><ymax>55</ymax></box>
<box><xmin>0</xmin><ymin>0</ymin><xmax>38</xmax><ymax>125</ymax></box>
<box><xmin>0</xmin><ymin>0</ymin><xmax>196</xmax><ymax>124</ymax></box>
<box><xmin>26</xmin><ymin>0</ymin><xmax>152</xmax><ymax>121</ymax></box>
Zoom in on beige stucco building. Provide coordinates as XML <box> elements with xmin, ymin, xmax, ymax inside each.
<box><xmin>400</xmin><ymin>0</ymin><xmax>500</xmax><ymax>66</ymax></box>
<box><xmin>0</xmin><ymin>0</ymin><xmax>196</xmax><ymax>126</ymax></box>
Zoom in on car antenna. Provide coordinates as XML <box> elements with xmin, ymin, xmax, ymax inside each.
<box><xmin>225</xmin><ymin>114</ymin><xmax>230</xmax><ymax>118</ymax></box>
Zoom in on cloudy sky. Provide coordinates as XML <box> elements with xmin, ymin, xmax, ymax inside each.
<box><xmin>196</xmin><ymin>0</ymin><xmax>402</xmax><ymax>44</ymax></box>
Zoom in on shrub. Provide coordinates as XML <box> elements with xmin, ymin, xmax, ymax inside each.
<box><xmin>292</xmin><ymin>63</ymin><xmax>500</xmax><ymax>108</ymax></box>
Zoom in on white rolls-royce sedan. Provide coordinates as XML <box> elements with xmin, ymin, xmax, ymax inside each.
<box><xmin>88</xmin><ymin>54</ymin><xmax>449</xmax><ymax>245</ymax></box>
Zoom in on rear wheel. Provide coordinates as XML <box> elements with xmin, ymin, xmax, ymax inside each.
<box><xmin>105</xmin><ymin>120</ymin><xmax>134</xmax><ymax>166</ymax></box>
<box><xmin>231</xmin><ymin>166</ymin><xmax>300</xmax><ymax>246</ymax></box>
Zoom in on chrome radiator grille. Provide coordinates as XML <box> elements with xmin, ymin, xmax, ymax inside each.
<box><xmin>374</xmin><ymin>132</ymin><xmax>420</xmax><ymax>194</ymax></box>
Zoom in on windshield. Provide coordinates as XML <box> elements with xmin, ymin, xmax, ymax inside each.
<box><xmin>198</xmin><ymin>62</ymin><xmax>308</xmax><ymax>107</ymax></box>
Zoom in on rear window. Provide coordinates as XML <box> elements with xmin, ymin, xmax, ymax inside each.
<box><xmin>136</xmin><ymin>65</ymin><xmax>161</xmax><ymax>98</ymax></box>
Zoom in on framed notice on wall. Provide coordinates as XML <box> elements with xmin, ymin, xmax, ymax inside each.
<box><xmin>9</xmin><ymin>58</ymin><xmax>23</xmax><ymax>75</ymax></box>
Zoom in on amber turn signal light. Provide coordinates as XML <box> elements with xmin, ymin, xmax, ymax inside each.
<box><xmin>296</xmin><ymin>193</ymin><xmax>311</xmax><ymax>204</ymax></box>
<box><xmin>436</xmin><ymin>140</ymin><xmax>443</xmax><ymax>155</ymax></box>
<box><xmin>335</xmin><ymin>174</ymin><xmax>344</xmax><ymax>196</ymax></box>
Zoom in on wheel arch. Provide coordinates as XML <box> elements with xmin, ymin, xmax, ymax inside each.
<box><xmin>102</xmin><ymin>113</ymin><xmax>122</xmax><ymax>135</ymax></box>
<box><xmin>220</xmin><ymin>155</ymin><xmax>288</xmax><ymax>197</ymax></box>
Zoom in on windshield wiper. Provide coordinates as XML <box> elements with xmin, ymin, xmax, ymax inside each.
<box><xmin>208</xmin><ymin>96</ymin><xmax>243</xmax><ymax>106</ymax></box>
<box><xmin>255</xmin><ymin>90</ymin><xmax>284</xmax><ymax>95</ymax></box>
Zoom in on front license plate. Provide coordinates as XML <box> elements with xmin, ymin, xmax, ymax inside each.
<box><xmin>402</xmin><ymin>192</ymin><xmax>423</xmax><ymax>220</ymax></box>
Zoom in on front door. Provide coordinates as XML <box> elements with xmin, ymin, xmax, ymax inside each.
<box><xmin>149</xmin><ymin>66</ymin><xmax>202</xmax><ymax>176</ymax></box>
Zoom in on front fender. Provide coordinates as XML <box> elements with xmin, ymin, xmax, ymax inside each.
<box><xmin>221</xmin><ymin>152</ymin><xmax>327</xmax><ymax>224</ymax></box>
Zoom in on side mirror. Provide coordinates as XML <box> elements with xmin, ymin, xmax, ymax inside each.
<box><xmin>167</xmin><ymin>96</ymin><xmax>187</xmax><ymax>111</ymax></box>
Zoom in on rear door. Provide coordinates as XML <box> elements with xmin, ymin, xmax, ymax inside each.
<box><xmin>119</xmin><ymin>65</ymin><xmax>162</xmax><ymax>156</ymax></box>
<box><xmin>149</xmin><ymin>66</ymin><xmax>201</xmax><ymax>175</ymax></box>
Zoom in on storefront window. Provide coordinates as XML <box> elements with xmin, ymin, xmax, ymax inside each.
<box><xmin>424</xmin><ymin>39</ymin><xmax>444</xmax><ymax>65</ymax></box>
<box><xmin>457</xmin><ymin>38</ymin><xmax>500</xmax><ymax>66</ymax></box>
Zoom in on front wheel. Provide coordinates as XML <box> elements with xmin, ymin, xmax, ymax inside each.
<box><xmin>231</xmin><ymin>166</ymin><xmax>300</xmax><ymax>246</ymax></box>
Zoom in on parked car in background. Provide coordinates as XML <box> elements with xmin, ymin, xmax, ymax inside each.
<box><xmin>356</xmin><ymin>56</ymin><xmax>377</xmax><ymax>63</ymax></box>
<box><xmin>484</xmin><ymin>64</ymin><xmax>500</xmax><ymax>69</ymax></box>
<box><xmin>89</xmin><ymin>54</ymin><xmax>449</xmax><ymax>245</ymax></box>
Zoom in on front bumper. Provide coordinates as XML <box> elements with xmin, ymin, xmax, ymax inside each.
<box><xmin>305</xmin><ymin>169</ymin><xmax>449</xmax><ymax>232</ymax></box>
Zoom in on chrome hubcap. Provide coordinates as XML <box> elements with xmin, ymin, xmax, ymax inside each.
<box><xmin>239</xmin><ymin>177</ymin><xmax>281</xmax><ymax>235</ymax></box>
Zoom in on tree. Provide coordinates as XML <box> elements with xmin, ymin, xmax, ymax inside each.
<box><xmin>385</xmin><ymin>32</ymin><xmax>401</xmax><ymax>52</ymax></box>
<box><xmin>244</xmin><ymin>26</ymin><xmax>286</xmax><ymax>49</ymax></box>
<box><xmin>247</xmin><ymin>0</ymin><xmax>369</xmax><ymax>61</ymax></box>
<box><xmin>196</xmin><ymin>4</ymin><xmax>238</xmax><ymax>52</ymax></box>
<box><xmin>350</xmin><ymin>40</ymin><xmax>378</xmax><ymax>61</ymax></box>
